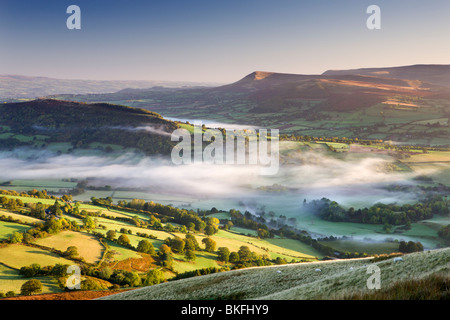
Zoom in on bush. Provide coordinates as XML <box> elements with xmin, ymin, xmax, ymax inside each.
<box><xmin>217</xmin><ymin>247</ymin><xmax>230</xmax><ymax>263</ymax></box>
<box><xmin>144</xmin><ymin>269</ymin><xmax>165</xmax><ymax>286</ymax></box>
<box><xmin>202</xmin><ymin>237</ymin><xmax>216</xmax><ymax>252</ymax></box>
<box><xmin>185</xmin><ymin>249</ymin><xmax>196</xmax><ymax>261</ymax></box>
<box><xmin>63</xmin><ymin>246</ymin><xmax>79</xmax><ymax>259</ymax></box>
<box><xmin>81</xmin><ymin>278</ymin><xmax>101</xmax><ymax>291</ymax></box>
<box><xmin>21</xmin><ymin>279</ymin><xmax>43</xmax><ymax>296</ymax></box>
<box><xmin>136</xmin><ymin>240</ymin><xmax>155</xmax><ymax>254</ymax></box>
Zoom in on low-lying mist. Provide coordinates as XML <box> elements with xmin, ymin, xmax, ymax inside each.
<box><xmin>0</xmin><ymin>146</ymin><xmax>433</xmax><ymax>203</ymax></box>
<box><xmin>0</xmin><ymin>146</ymin><xmax>439</xmax><ymax>241</ymax></box>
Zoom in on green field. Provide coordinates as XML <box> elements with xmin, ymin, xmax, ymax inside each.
<box><xmin>171</xmin><ymin>252</ymin><xmax>221</xmax><ymax>273</ymax></box>
<box><xmin>0</xmin><ymin>264</ymin><xmax>61</xmax><ymax>295</ymax></box>
<box><xmin>0</xmin><ymin>210</ymin><xmax>43</xmax><ymax>224</ymax></box>
<box><xmin>103</xmin><ymin>239</ymin><xmax>142</xmax><ymax>262</ymax></box>
<box><xmin>0</xmin><ymin>244</ymin><xmax>73</xmax><ymax>269</ymax></box>
<box><xmin>0</xmin><ymin>221</ymin><xmax>32</xmax><ymax>240</ymax></box>
<box><xmin>318</xmin><ymin>240</ymin><xmax>400</xmax><ymax>255</ymax></box>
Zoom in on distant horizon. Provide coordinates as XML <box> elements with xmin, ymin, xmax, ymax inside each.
<box><xmin>2</xmin><ymin>0</ymin><xmax>450</xmax><ymax>83</ymax></box>
<box><xmin>3</xmin><ymin>62</ymin><xmax>450</xmax><ymax>85</ymax></box>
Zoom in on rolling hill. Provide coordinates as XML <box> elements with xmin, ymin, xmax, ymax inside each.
<box><xmin>47</xmin><ymin>64</ymin><xmax>450</xmax><ymax>146</ymax></box>
<box><xmin>323</xmin><ymin>64</ymin><xmax>450</xmax><ymax>87</ymax></box>
<box><xmin>99</xmin><ymin>247</ymin><xmax>450</xmax><ymax>300</ymax></box>
<box><xmin>0</xmin><ymin>99</ymin><xmax>179</xmax><ymax>155</ymax></box>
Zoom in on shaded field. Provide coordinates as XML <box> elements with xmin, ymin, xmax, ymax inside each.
<box><xmin>0</xmin><ymin>263</ymin><xmax>61</xmax><ymax>295</ymax></box>
<box><xmin>0</xmin><ymin>221</ymin><xmax>32</xmax><ymax>240</ymax></box>
<box><xmin>0</xmin><ymin>244</ymin><xmax>73</xmax><ymax>269</ymax></box>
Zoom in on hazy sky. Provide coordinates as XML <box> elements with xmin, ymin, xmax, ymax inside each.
<box><xmin>1</xmin><ymin>0</ymin><xmax>450</xmax><ymax>83</ymax></box>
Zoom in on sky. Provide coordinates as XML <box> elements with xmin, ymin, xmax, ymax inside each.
<box><xmin>1</xmin><ymin>0</ymin><xmax>450</xmax><ymax>83</ymax></box>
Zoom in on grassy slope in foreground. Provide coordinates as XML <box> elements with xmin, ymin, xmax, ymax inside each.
<box><xmin>99</xmin><ymin>248</ymin><xmax>449</xmax><ymax>300</ymax></box>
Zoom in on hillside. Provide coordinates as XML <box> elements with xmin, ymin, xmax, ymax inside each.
<box><xmin>0</xmin><ymin>99</ymin><xmax>178</xmax><ymax>155</ymax></box>
<box><xmin>50</xmin><ymin>64</ymin><xmax>450</xmax><ymax>146</ymax></box>
<box><xmin>0</xmin><ymin>190</ymin><xmax>327</xmax><ymax>298</ymax></box>
<box><xmin>323</xmin><ymin>64</ymin><xmax>450</xmax><ymax>87</ymax></box>
<box><xmin>99</xmin><ymin>248</ymin><xmax>450</xmax><ymax>300</ymax></box>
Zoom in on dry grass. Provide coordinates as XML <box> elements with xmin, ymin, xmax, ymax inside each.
<box><xmin>338</xmin><ymin>273</ymin><xmax>450</xmax><ymax>300</ymax></box>
<box><xmin>4</xmin><ymin>289</ymin><xmax>130</xmax><ymax>300</ymax></box>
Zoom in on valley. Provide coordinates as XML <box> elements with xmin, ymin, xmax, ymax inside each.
<box><xmin>0</xmin><ymin>65</ymin><xmax>449</xmax><ymax>301</ymax></box>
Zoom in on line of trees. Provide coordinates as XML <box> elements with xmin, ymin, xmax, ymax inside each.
<box><xmin>311</xmin><ymin>196</ymin><xmax>449</xmax><ymax>225</ymax></box>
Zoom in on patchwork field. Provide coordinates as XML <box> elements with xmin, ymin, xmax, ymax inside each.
<box><xmin>33</xmin><ymin>231</ymin><xmax>104</xmax><ymax>264</ymax></box>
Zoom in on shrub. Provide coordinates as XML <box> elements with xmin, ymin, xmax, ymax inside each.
<box><xmin>144</xmin><ymin>269</ymin><xmax>165</xmax><ymax>286</ymax></box>
<box><xmin>21</xmin><ymin>279</ymin><xmax>43</xmax><ymax>296</ymax></box>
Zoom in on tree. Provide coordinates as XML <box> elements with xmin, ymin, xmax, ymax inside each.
<box><xmin>206</xmin><ymin>217</ymin><xmax>220</xmax><ymax>226</ymax></box>
<box><xmin>223</xmin><ymin>220</ymin><xmax>233</xmax><ymax>231</ymax></box>
<box><xmin>10</xmin><ymin>231</ymin><xmax>23</xmax><ymax>244</ymax></box>
<box><xmin>238</xmin><ymin>246</ymin><xmax>252</xmax><ymax>262</ymax></box>
<box><xmin>20</xmin><ymin>279</ymin><xmax>43</xmax><ymax>296</ymax></box>
<box><xmin>229</xmin><ymin>252</ymin><xmax>240</xmax><ymax>264</ymax></box>
<box><xmin>184</xmin><ymin>238</ymin><xmax>196</xmax><ymax>252</ymax></box>
<box><xmin>166</xmin><ymin>237</ymin><xmax>185</xmax><ymax>254</ymax></box>
<box><xmin>144</xmin><ymin>269</ymin><xmax>165</xmax><ymax>286</ymax></box>
<box><xmin>99</xmin><ymin>266</ymin><xmax>113</xmax><ymax>280</ymax></box>
<box><xmin>275</xmin><ymin>257</ymin><xmax>287</xmax><ymax>265</ymax></box>
<box><xmin>406</xmin><ymin>241</ymin><xmax>417</xmax><ymax>253</ymax></box>
<box><xmin>83</xmin><ymin>216</ymin><xmax>96</xmax><ymax>231</ymax></box>
<box><xmin>124</xmin><ymin>271</ymin><xmax>141</xmax><ymax>287</ymax></box>
<box><xmin>257</xmin><ymin>228</ymin><xmax>270</xmax><ymax>238</ymax></box>
<box><xmin>158</xmin><ymin>244</ymin><xmax>172</xmax><ymax>255</ymax></box>
<box><xmin>187</xmin><ymin>222</ymin><xmax>196</xmax><ymax>232</ymax></box>
<box><xmin>415</xmin><ymin>241</ymin><xmax>424</xmax><ymax>252</ymax></box>
<box><xmin>64</xmin><ymin>246</ymin><xmax>79</xmax><ymax>259</ymax></box>
<box><xmin>137</xmin><ymin>240</ymin><xmax>155</xmax><ymax>255</ymax></box>
<box><xmin>185</xmin><ymin>234</ymin><xmax>200</xmax><ymax>250</ymax></box>
<box><xmin>204</xmin><ymin>225</ymin><xmax>217</xmax><ymax>236</ymax></box>
<box><xmin>19</xmin><ymin>264</ymin><xmax>41</xmax><ymax>278</ymax></box>
<box><xmin>217</xmin><ymin>247</ymin><xmax>230</xmax><ymax>263</ymax></box>
<box><xmin>399</xmin><ymin>241</ymin><xmax>407</xmax><ymax>253</ymax></box>
<box><xmin>383</xmin><ymin>223</ymin><xmax>392</xmax><ymax>234</ymax></box>
<box><xmin>106</xmin><ymin>230</ymin><xmax>116</xmax><ymax>241</ymax></box>
<box><xmin>160</xmin><ymin>253</ymin><xmax>173</xmax><ymax>268</ymax></box>
<box><xmin>202</xmin><ymin>237</ymin><xmax>216</xmax><ymax>252</ymax></box>
<box><xmin>185</xmin><ymin>249</ymin><xmax>196</xmax><ymax>261</ymax></box>
<box><xmin>6</xmin><ymin>291</ymin><xmax>15</xmax><ymax>297</ymax></box>
<box><xmin>117</xmin><ymin>234</ymin><xmax>130</xmax><ymax>247</ymax></box>
<box><xmin>45</xmin><ymin>218</ymin><xmax>62</xmax><ymax>234</ymax></box>
<box><xmin>81</xmin><ymin>279</ymin><xmax>101</xmax><ymax>291</ymax></box>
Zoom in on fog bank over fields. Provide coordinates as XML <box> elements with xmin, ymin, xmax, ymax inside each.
<box><xmin>0</xmin><ymin>147</ymin><xmax>431</xmax><ymax>205</ymax></box>
<box><xmin>1</xmin><ymin>147</ymin><xmax>442</xmax><ymax>243</ymax></box>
